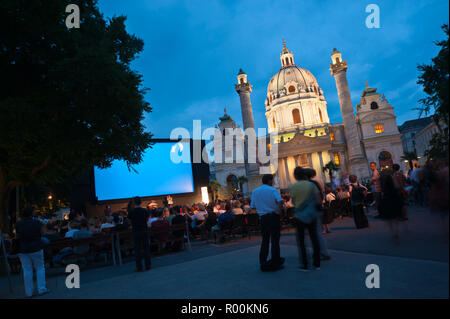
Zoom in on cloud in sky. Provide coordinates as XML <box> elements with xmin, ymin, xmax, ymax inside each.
<box><xmin>98</xmin><ymin>0</ymin><xmax>449</xmax><ymax>138</ymax></box>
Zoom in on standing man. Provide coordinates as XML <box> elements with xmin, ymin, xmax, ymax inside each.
<box><xmin>251</xmin><ymin>174</ymin><xmax>285</xmax><ymax>271</ymax></box>
<box><xmin>127</xmin><ymin>196</ymin><xmax>151</xmax><ymax>272</ymax></box>
<box><xmin>370</xmin><ymin>162</ymin><xmax>382</xmax><ymax>218</ymax></box>
<box><xmin>15</xmin><ymin>206</ymin><xmax>49</xmax><ymax>298</ymax></box>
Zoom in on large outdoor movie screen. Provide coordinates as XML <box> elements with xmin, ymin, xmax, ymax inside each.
<box><xmin>94</xmin><ymin>141</ymin><xmax>194</xmax><ymax>201</ymax></box>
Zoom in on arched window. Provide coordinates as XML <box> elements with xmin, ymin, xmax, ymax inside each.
<box><xmin>370</xmin><ymin>102</ymin><xmax>379</xmax><ymax>109</ymax></box>
<box><xmin>240</xmin><ymin>78</ymin><xmax>244</xmax><ymax>84</ymax></box>
<box><xmin>272</xmin><ymin>117</ymin><xmax>276</xmax><ymax>129</ymax></box>
<box><xmin>318</xmin><ymin>108</ymin><xmax>324</xmax><ymax>122</ymax></box>
<box><xmin>292</xmin><ymin>109</ymin><xmax>301</xmax><ymax>124</ymax></box>
<box><xmin>330</xmin><ymin>132</ymin><xmax>335</xmax><ymax>141</ymax></box>
<box><xmin>336</xmin><ymin>57</ymin><xmax>340</xmax><ymax>63</ymax></box>
<box><xmin>285</xmin><ymin>57</ymin><xmax>289</xmax><ymax>66</ymax></box>
<box><xmin>288</xmin><ymin>85</ymin><xmax>295</xmax><ymax>93</ymax></box>
<box><xmin>290</xmin><ymin>57</ymin><xmax>293</xmax><ymax>64</ymax></box>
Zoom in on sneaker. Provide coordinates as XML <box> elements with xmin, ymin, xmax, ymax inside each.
<box><xmin>37</xmin><ymin>289</ymin><xmax>50</xmax><ymax>297</ymax></box>
<box><xmin>298</xmin><ymin>266</ymin><xmax>310</xmax><ymax>272</ymax></box>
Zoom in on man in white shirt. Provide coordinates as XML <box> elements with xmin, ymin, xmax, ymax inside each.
<box><xmin>251</xmin><ymin>174</ymin><xmax>285</xmax><ymax>271</ymax></box>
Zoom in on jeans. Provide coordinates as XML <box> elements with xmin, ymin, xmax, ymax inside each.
<box><xmin>259</xmin><ymin>213</ymin><xmax>281</xmax><ymax>265</ymax></box>
<box><xmin>18</xmin><ymin>249</ymin><xmax>47</xmax><ymax>297</ymax></box>
<box><xmin>315</xmin><ymin>213</ymin><xmax>330</xmax><ymax>256</ymax></box>
<box><xmin>133</xmin><ymin>231</ymin><xmax>151</xmax><ymax>270</ymax></box>
<box><xmin>295</xmin><ymin>219</ymin><xmax>320</xmax><ymax>268</ymax></box>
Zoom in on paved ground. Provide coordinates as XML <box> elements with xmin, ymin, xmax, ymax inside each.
<box><xmin>1</xmin><ymin>204</ymin><xmax>448</xmax><ymax>299</ymax></box>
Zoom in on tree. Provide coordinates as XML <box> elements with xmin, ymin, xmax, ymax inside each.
<box><xmin>401</xmin><ymin>151</ymin><xmax>418</xmax><ymax>171</ymax></box>
<box><xmin>209</xmin><ymin>179</ymin><xmax>221</xmax><ymax>202</ymax></box>
<box><xmin>416</xmin><ymin>24</ymin><xmax>449</xmax><ymax>161</ymax></box>
<box><xmin>322</xmin><ymin>161</ymin><xmax>340</xmax><ymax>182</ymax></box>
<box><xmin>0</xmin><ymin>0</ymin><xmax>153</xmax><ymax>232</ymax></box>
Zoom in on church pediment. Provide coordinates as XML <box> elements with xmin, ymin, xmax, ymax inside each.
<box><xmin>358</xmin><ymin>111</ymin><xmax>395</xmax><ymax>123</ymax></box>
<box><xmin>278</xmin><ymin>132</ymin><xmax>331</xmax><ymax>151</ymax></box>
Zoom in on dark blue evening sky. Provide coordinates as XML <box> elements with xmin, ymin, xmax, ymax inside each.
<box><xmin>98</xmin><ymin>0</ymin><xmax>449</xmax><ymax>138</ymax></box>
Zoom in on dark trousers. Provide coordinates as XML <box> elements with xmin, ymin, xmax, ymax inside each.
<box><xmin>259</xmin><ymin>213</ymin><xmax>281</xmax><ymax>265</ymax></box>
<box><xmin>294</xmin><ymin>219</ymin><xmax>320</xmax><ymax>268</ymax></box>
<box><xmin>133</xmin><ymin>231</ymin><xmax>151</xmax><ymax>270</ymax></box>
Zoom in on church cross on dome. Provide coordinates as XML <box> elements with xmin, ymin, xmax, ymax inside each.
<box><xmin>280</xmin><ymin>38</ymin><xmax>294</xmax><ymax>67</ymax></box>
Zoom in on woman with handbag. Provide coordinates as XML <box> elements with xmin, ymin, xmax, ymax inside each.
<box><xmin>289</xmin><ymin>167</ymin><xmax>322</xmax><ymax>272</ymax></box>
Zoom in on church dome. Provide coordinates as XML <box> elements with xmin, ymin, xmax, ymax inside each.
<box><xmin>267</xmin><ymin>65</ymin><xmax>319</xmax><ymax>97</ymax></box>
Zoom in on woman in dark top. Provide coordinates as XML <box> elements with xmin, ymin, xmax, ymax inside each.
<box><xmin>15</xmin><ymin>206</ymin><xmax>49</xmax><ymax>297</ymax></box>
<box><xmin>379</xmin><ymin>169</ymin><xmax>403</xmax><ymax>239</ymax></box>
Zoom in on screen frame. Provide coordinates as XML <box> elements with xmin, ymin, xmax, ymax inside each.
<box><xmin>92</xmin><ymin>138</ymin><xmax>195</xmax><ymax>203</ymax></box>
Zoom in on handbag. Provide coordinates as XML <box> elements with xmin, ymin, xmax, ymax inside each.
<box><xmin>294</xmin><ymin>185</ymin><xmax>318</xmax><ymax>224</ymax></box>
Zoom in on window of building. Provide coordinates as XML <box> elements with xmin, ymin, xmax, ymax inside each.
<box><xmin>334</xmin><ymin>153</ymin><xmax>340</xmax><ymax>165</ymax></box>
<box><xmin>290</xmin><ymin>57</ymin><xmax>293</xmax><ymax>64</ymax></box>
<box><xmin>240</xmin><ymin>78</ymin><xmax>244</xmax><ymax>84</ymax></box>
<box><xmin>330</xmin><ymin>132</ymin><xmax>335</xmax><ymax>141</ymax></box>
<box><xmin>319</xmin><ymin>108</ymin><xmax>324</xmax><ymax>122</ymax></box>
<box><xmin>336</xmin><ymin>57</ymin><xmax>340</xmax><ymax>63</ymax></box>
<box><xmin>269</xmin><ymin>95</ymin><xmax>272</xmax><ymax>103</ymax></box>
<box><xmin>285</xmin><ymin>57</ymin><xmax>289</xmax><ymax>66</ymax></box>
<box><xmin>292</xmin><ymin>109</ymin><xmax>301</xmax><ymax>124</ymax></box>
<box><xmin>371</xmin><ymin>102</ymin><xmax>379</xmax><ymax>110</ymax></box>
<box><xmin>272</xmin><ymin>117</ymin><xmax>276</xmax><ymax>129</ymax></box>
<box><xmin>288</xmin><ymin>85</ymin><xmax>296</xmax><ymax>93</ymax></box>
<box><xmin>374</xmin><ymin>124</ymin><xmax>384</xmax><ymax>134</ymax></box>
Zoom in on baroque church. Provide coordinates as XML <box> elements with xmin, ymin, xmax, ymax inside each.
<box><xmin>211</xmin><ymin>41</ymin><xmax>404</xmax><ymax>196</ymax></box>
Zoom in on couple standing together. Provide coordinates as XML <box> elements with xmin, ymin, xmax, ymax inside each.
<box><xmin>251</xmin><ymin>168</ymin><xmax>329</xmax><ymax>272</ymax></box>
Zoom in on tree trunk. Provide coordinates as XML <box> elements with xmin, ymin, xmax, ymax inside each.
<box><xmin>0</xmin><ymin>185</ymin><xmax>10</xmax><ymax>234</ymax></box>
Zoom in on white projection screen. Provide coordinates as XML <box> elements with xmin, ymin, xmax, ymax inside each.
<box><xmin>94</xmin><ymin>141</ymin><xmax>194</xmax><ymax>201</ymax></box>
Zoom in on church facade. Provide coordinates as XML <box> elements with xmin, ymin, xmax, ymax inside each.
<box><xmin>211</xmin><ymin>42</ymin><xmax>404</xmax><ymax>196</ymax></box>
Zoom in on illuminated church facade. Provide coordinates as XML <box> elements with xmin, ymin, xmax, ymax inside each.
<box><xmin>211</xmin><ymin>42</ymin><xmax>404</xmax><ymax>195</ymax></box>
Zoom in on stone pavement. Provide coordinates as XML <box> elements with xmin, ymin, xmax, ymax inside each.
<box><xmin>1</xmin><ymin>204</ymin><xmax>448</xmax><ymax>299</ymax></box>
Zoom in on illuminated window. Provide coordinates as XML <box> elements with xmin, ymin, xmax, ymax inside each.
<box><xmin>371</xmin><ymin>102</ymin><xmax>378</xmax><ymax>110</ymax></box>
<box><xmin>330</xmin><ymin>132</ymin><xmax>335</xmax><ymax>141</ymax></box>
<box><xmin>374</xmin><ymin>125</ymin><xmax>384</xmax><ymax>134</ymax></box>
<box><xmin>288</xmin><ymin>85</ymin><xmax>296</xmax><ymax>93</ymax></box>
<box><xmin>334</xmin><ymin>153</ymin><xmax>340</xmax><ymax>165</ymax></box>
<box><xmin>319</xmin><ymin>108</ymin><xmax>323</xmax><ymax>122</ymax></box>
<box><xmin>292</xmin><ymin>109</ymin><xmax>301</xmax><ymax>124</ymax></box>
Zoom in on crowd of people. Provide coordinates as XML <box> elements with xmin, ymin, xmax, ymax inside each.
<box><xmin>7</xmin><ymin>158</ymin><xmax>448</xmax><ymax>297</ymax></box>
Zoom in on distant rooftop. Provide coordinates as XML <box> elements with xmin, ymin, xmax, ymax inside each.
<box><xmin>398</xmin><ymin>116</ymin><xmax>434</xmax><ymax>133</ymax></box>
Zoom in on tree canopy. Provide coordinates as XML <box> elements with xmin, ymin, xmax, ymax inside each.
<box><xmin>417</xmin><ymin>24</ymin><xmax>449</xmax><ymax>160</ymax></box>
<box><xmin>0</xmin><ymin>0</ymin><xmax>153</xmax><ymax>231</ymax></box>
